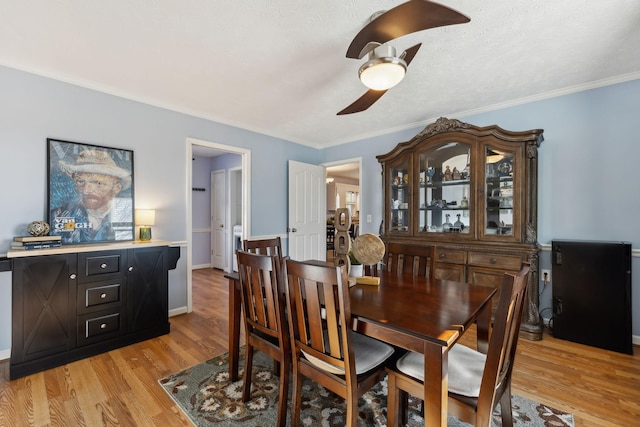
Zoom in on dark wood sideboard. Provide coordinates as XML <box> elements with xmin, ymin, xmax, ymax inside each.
<box><xmin>7</xmin><ymin>241</ymin><xmax>179</xmax><ymax>379</ymax></box>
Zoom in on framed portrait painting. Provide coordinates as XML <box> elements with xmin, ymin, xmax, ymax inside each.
<box><xmin>48</xmin><ymin>138</ymin><xmax>135</xmax><ymax>244</ymax></box>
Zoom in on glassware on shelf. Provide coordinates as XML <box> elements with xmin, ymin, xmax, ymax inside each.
<box><xmin>453</xmin><ymin>214</ymin><xmax>464</xmax><ymax>232</ymax></box>
<box><xmin>426</xmin><ymin>167</ymin><xmax>435</xmax><ymax>183</ymax></box>
<box><xmin>443</xmin><ymin>213</ymin><xmax>453</xmax><ymax>232</ymax></box>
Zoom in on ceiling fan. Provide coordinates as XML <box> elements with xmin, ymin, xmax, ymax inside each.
<box><xmin>337</xmin><ymin>0</ymin><xmax>470</xmax><ymax>116</ymax></box>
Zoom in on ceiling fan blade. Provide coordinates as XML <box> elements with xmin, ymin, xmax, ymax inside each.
<box><xmin>338</xmin><ymin>43</ymin><xmax>422</xmax><ymax>115</ymax></box>
<box><xmin>346</xmin><ymin>0</ymin><xmax>469</xmax><ymax>59</ymax></box>
<box><xmin>400</xmin><ymin>43</ymin><xmax>422</xmax><ymax>66</ymax></box>
<box><xmin>337</xmin><ymin>89</ymin><xmax>388</xmax><ymax>115</ymax></box>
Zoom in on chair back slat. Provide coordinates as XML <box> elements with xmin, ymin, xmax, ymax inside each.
<box><xmin>322</xmin><ymin>282</ymin><xmax>342</xmax><ymax>359</ymax></box>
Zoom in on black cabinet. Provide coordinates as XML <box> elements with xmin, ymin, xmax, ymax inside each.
<box><xmin>11</xmin><ymin>254</ymin><xmax>76</xmax><ymax>364</ymax></box>
<box><xmin>552</xmin><ymin>240</ymin><xmax>632</xmax><ymax>354</ymax></box>
<box><xmin>127</xmin><ymin>246</ymin><xmax>169</xmax><ymax>334</ymax></box>
<box><xmin>10</xmin><ymin>243</ymin><xmax>178</xmax><ymax>379</ymax></box>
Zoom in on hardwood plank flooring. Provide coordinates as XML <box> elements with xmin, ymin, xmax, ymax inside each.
<box><xmin>1</xmin><ymin>268</ymin><xmax>638</xmax><ymax>426</ymax></box>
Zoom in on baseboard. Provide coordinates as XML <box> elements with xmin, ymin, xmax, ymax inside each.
<box><xmin>192</xmin><ymin>264</ymin><xmax>211</xmax><ymax>270</ymax></box>
<box><xmin>542</xmin><ymin>317</ymin><xmax>640</xmax><ymax>346</ymax></box>
<box><xmin>169</xmin><ymin>306</ymin><xmax>188</xmax><ymax>317</ymax></box>
<box><xmin>0</xmin><ymin>348</ymin><xmax>10</xmax><ymax>362</ymax></box>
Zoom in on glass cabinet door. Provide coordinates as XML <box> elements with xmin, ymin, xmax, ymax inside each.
<box><xmin>484</xmin><ymin>147</ymin><xmax>514</xmax><ymax>236</ymax></box>
<box><xmin>388</xmin><ymin>158</ymin><xmax>411</xmax><ymax>233</ymax></box>
<box><xmin>418</xmin><ymin>142</ymin><xmax>471</xmax><ymax>235</ymax></box>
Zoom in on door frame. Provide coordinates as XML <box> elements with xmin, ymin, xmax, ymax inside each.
<box><xmin>321</xmin><ymin>156</ymin><xmax>362</xmax><ymax>220</ymax></box>
<box><xmin>186</xmin><ymin>138</ymin><xmax>251</xmax><ymax>313</ymax></box>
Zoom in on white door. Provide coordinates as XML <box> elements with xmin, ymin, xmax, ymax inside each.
<box><xmin>288</xmin><ymin>160</ymin><xmax>326</xmax><ymax>261</ymax></box>
<box><xmin>211</xmin><ymin>170</ymin><xmax>226</xmax><ymax>269</ymax></box>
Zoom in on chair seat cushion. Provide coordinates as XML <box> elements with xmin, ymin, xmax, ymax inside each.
<box><xmin>396</xmin><ymin>344</ymin><xmax>486</xmax><ymax>397</ymax></box>
<box><xmin>302</xmin><ymin>331</ymin><xmax>394</xmax><ymax>375</ymax></box>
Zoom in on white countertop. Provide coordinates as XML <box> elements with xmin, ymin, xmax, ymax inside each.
<box><xmin>6</xmin><ymin>240</ymin><xmax>174</xmax><ymax>258</ymax></box>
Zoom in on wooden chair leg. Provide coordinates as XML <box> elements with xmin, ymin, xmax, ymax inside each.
<box><xmin>399</xmin><ymin>389</ymin><xmax>410</xmax><ymax>426</ymax></box>
<box><xmin>500</xmin><ymin>384</ymin><xmax>514</xmax><ymax>427</ymax></box>
<box><xmin>275</xmin><ymin>358</ymin><xmax>289</xmax><ymax>427</ymax></box>
<box><xmin>290</xmin><ymin>368</ymin><xmax>303</xmax><ymax>427</ymax></box>
<box><xmin>346</xmin><ymin>385</ymin><xmax>359</xmax><ymax>427</ymax></box>
<box><xmin>387</xmin><ymin>372</ymin><xmax>399</xmax><ymax>427</ymax></box>
<box><xmin>242</xmin><ymin>345</ymin><xmax>254</xmax><ymax>401</ymax></box>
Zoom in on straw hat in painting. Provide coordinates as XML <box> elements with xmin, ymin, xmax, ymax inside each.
<box><xmin>58</xmin><ymin>149</ymin><xmax>131</xmax><ymax>190</ymax></box>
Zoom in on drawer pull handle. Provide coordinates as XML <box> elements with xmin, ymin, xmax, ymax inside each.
<box><xmin>439</xmin><ymin>253</ymin><xmax>446</xmax><ymax>259</ymax></box>
<box><xmin>128</xmin><ymin>266</ymin><xmax>134</xmax><ymax>272</ymax></box>
<box><xmin>70</xmin><ymin>274</ymin><xmax>77</xmax><ymax>280</ymax></box>
<box><xmin>490</xmin><ymin>258</ymin><xmax>497</xmax><ymax>264</ymax></box>
<box><xmin>100</xmin><ymin>293</ymin><xmax>107</xmax><ymax>299</ymax></box>
<box><xmin>100</xmin><ymin>263</ymin><xmax>108</xmax><ymax>269</ymax></box>
<box><xmin>100</xmin><ymin>323</ymin><xmax>107</xmax><ymax>329</ymax></box>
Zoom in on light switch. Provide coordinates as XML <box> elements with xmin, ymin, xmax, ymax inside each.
<box><xmin>367</xmin><ymin>215</ymin><xmax>372</xmax><ymax>223</ymax></box>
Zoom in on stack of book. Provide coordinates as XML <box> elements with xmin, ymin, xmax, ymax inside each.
<box><xmin>11</xmin><ymin>235</ymin><xmax>62</xmax><ymax>250</ymax></box>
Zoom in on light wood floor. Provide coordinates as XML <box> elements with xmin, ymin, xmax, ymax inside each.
<box><xmin>1</xmin><ymin>268</ymin><xmax>638</xmax><ymax>426</ymax></box>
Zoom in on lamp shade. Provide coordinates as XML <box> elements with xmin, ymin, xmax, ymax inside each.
<box><xmin>359</xmin><ymin>44</ymin><xmax>407</xmax><ymax>90</ymax></box>
<box><xmin>135</xmin><ymin>209</ymin><xmax>156</xmax><ymax>226</ymax></box>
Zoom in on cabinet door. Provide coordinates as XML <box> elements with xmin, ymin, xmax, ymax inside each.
<box><xmin>434</xmin><ymin>263</ymin><xmax>465</xmax><ymax>282</ymax></box>
<box><xmin>482</xmin><ymin>142</ymin><xmax>521</xmax><ymax>241</ymax></box>
<box><xmin>417</xmin><ymin>141</ymin><xmax>472</xmax><ymax>236</ymax></box>
<box><xmin>127</xmin><ymin>247</ymin><xmax>169</xmax><ymax>332</ymax></box>
<box><xmin>11</xmin><ymin>254</ymin><xmax>76</xmax><ymax>363</ymax></box>
<box><xmin>386</xmin><ymin>156</ymin><xmax>412</xmax><ymax>234</ymax></box>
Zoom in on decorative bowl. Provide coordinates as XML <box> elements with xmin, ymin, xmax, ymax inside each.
<box><xmin>27</xmin><ymin>221</ymin><xmax>50</xmax><ymax>237</ymax></box>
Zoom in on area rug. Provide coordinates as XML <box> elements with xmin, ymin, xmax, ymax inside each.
<box><xmin>159</xmin><ymin>350</ymin><xmax>574</xmax><ymax>426</ymax></box>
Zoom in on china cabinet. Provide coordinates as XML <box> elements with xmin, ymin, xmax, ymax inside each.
<box><xmin>377</xmin><ymin>117</ymin><xmax>544</xmax><ymax>340</ymax></box>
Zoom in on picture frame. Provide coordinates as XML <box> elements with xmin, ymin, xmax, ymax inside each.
<box><xmin>47</xmin><ymin>138</ymin><xmax>135</xmax><ymax>244</ymax></box>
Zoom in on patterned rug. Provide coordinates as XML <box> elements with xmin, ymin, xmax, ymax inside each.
<box><xmin>159</xmin><ymin>350</ymin><xmax>574</xmax><ymax>426</ymax></box>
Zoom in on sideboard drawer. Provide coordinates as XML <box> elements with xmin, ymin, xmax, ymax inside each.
<box><xmin>84</xmin><ymin>254</ymin><xmax>122</xmax><ymax>276</ymax></box>
<box><xmin>85</xmin><ymin>283</ymin><xmax>121</xmax><ymax>307</ymax></box>
<box><xmin>435</xmin><ymin>248</ymin><xmax>466</xmax><ymax>264</ymax></box>
<box><xmin>468</xmin><ymin>252</ymin><xmax>522</xmax><ymax>270</ymax></box>
<box><xmin>78</xmin><ymin>311</ymin><xmax>122</xmax><ymax>346</ymax></box>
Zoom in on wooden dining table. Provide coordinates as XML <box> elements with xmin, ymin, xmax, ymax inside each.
<box><xmin>225</xmin><ymin>267</ymin><xmax>496</xmax><ymax>427</ymax></box>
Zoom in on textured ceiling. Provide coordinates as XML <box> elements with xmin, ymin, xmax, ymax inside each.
<box><xmin>1</xmin><ymin>1</ymin><xmax>639</xmax><ymax>148</ymax></box>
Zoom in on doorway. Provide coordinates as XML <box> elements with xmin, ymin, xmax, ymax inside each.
<box><xmin>186</xmin><ymin>138</ymin><xmax>251</xmax><ymax>313</ymax></box>
<box><xmin>322</xmin><ymin>158</ymin><xmax>361</xmax><ymax>260</ymax></box>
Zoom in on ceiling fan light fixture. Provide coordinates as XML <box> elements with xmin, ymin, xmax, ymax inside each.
<box><xmin>358</xmin><ymin>45</ymin><xmax>407</xmax><ymax>90</ymax></box>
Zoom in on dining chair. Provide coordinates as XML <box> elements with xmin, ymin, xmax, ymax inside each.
<box><xmin>386</xmin><ymin>262</ymin><xmax>531</xmax><ymax>427</ymax></box>
<box><xmin>243</xmin><ymin>236</ymin><xmax>283</xmax><ymax>259</ymax></box>
<box><xmin>380</xmin><ymin>242</ymin><xmax>435</xmax><ymax>277</ymax></box>
<box><xmin>284</xmin><ymin>259</ymin><xmax>395</xmax><ymax>427</ymax></box>
<box><xmin>236</xmin><ymin>250</ymin><xmax>289</xmax><ymax>427</ymax></box>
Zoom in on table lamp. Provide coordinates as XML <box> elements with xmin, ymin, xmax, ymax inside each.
<box><xmin>135</xmin><ymin>209</ymin><xmax>155</xmax><ymax>241</ymax></box>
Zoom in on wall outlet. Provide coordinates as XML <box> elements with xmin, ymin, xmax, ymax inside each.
<box><xmin>366</xmin><ymin>214</ymin><xmax>372</xmax><ymax>223</ymax></box>
<box><xmin>541</xmin><ymin>269</ymin><xmax>551</xmax><ymax>285</ymax></box>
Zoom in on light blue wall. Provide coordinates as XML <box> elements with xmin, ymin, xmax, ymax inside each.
<box><xmin>324</xmin><ymin>78</ymin><xmax>640</xmax><ymax>338</ymax></box>
<box><xmin>0</xmin><ymin>65</ymin><xmax>320</xmax><ymax>354</ymax></box>
<box><xmin>1</xmin><ymin>63</ymin><xmax>638</xmax><ymax>356</ymax></box>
